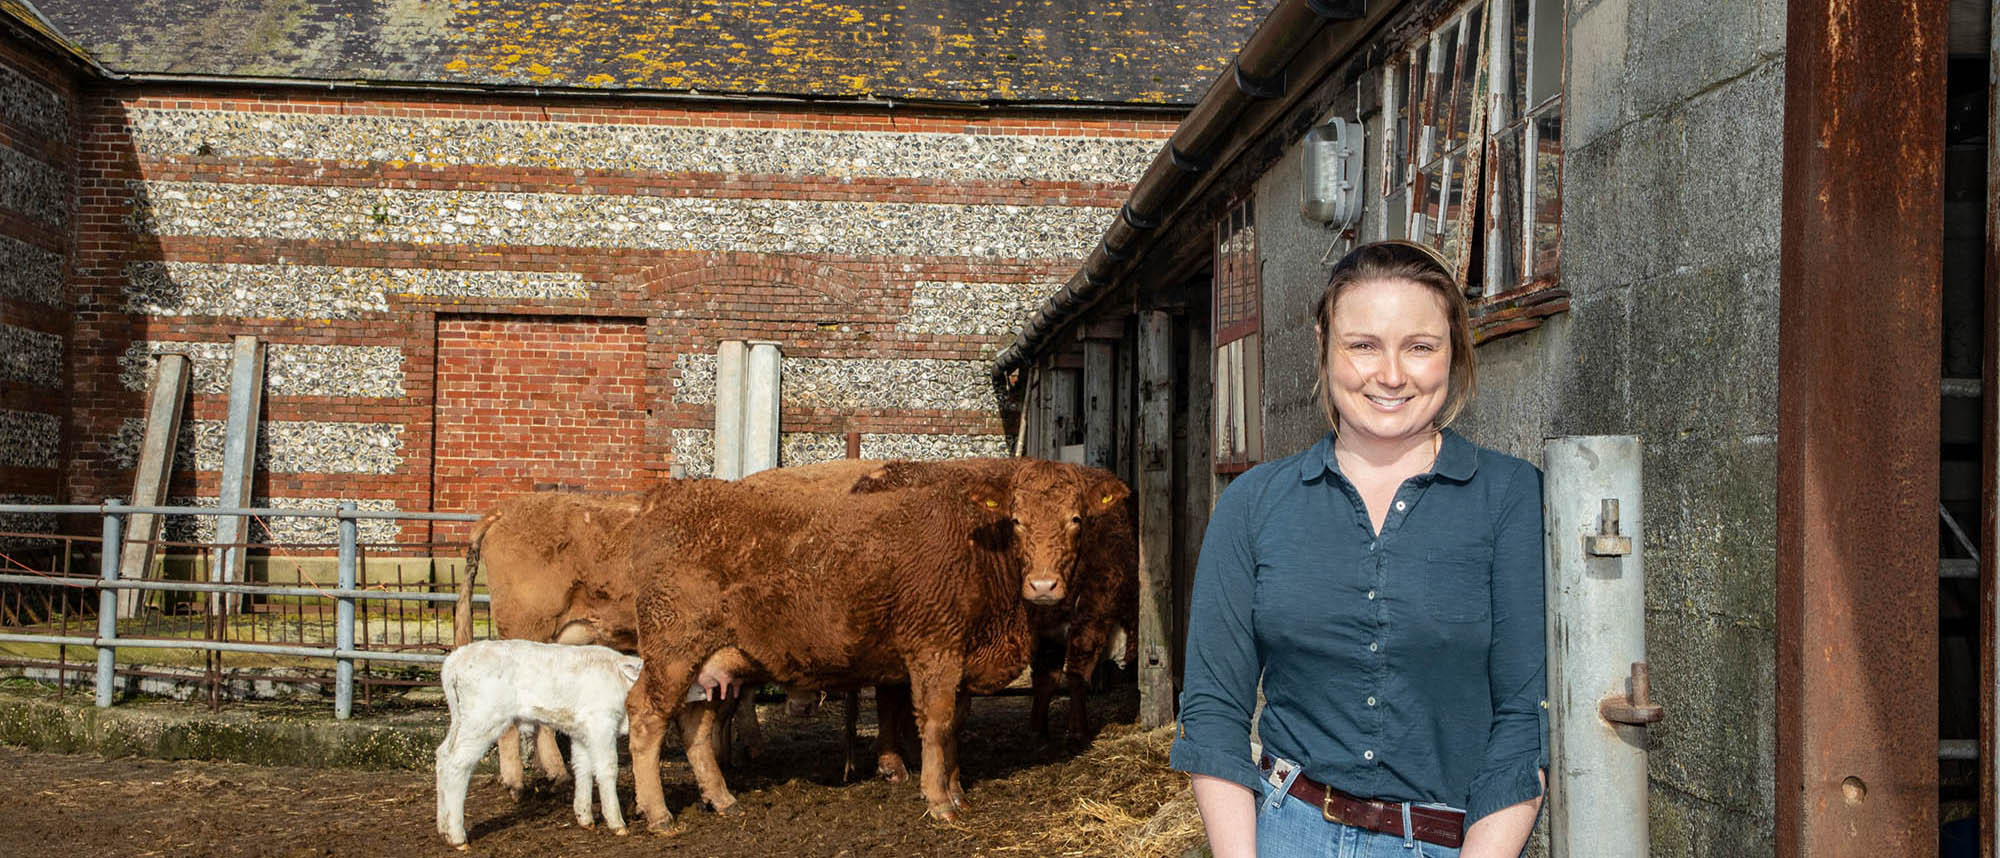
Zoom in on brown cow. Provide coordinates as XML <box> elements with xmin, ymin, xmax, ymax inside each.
<box><xmin>624</xmin><ymin>464</ymin><xmax>1124</xmax><ymax>827</ymax></box>
<box><xmin>857</xmin><ymin>465</ymin><xmax>1138</xmax><ymax>778</ymax></box>
<box><xmin>455</xmin><ymin>491</ymin><xmax>647</xmax><ymax>795</ymax></box>
<box><xmin>453</xmin><ymin>490</ymin><xmax>765</xmax><ymax>794</ymax></box>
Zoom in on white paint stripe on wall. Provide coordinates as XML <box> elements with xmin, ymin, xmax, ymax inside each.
<box><xmin>0</xmin><ymin>64</ymin><xmax>68</xmax><ymax>140</ymax></box>
<box><xmin>132</xmin><ymin>181</ymin><xmax>1114</xmax><ymax>260</ymax></box>
<box><xmin>896</xmin><ymin>280</ymin><xmax>1063</xmax><ymax>335</ymax></box>
<box><xmin>0</xmin><ymin>323</ymin><xmax>61</xmax><ymax>389</ymax></box>
<box><xmin>124</xmin><ymin>107</ymin><xmax>1158</xmax><ymax>184</ymax></box>
<box><xmin>675</xmin><ymin>354</ymin><xmax>998</xmax><ymax>411</ymax></box>
<box><xmin>112</xmin><ymin>418</ymin><xmax>403</xmax><ymax>475</ymax></box>
<box><xmin>0</xmin><ymin>232</ymin><xmax>62</xmax><ymax>306</ymax></box>
<box><xmin>0</xmin><ymin>141</ymin><xmax>68</xmax><ymax>230</ymax></box>
<box><xmin>124</xmin><ymin>260</ymin><xmax>590</xmax><ymax>319</ymax></box>
<box><xmin>0</xmin><ymin>409</ymin><xmax>59</xmax><ymax>468</ymax></box>
<box><xmin>119</xmin><ymin>341</ymin><xmax>406</xmax><ymax>397</ymax></box>
<box><xmin>159</xmin><ymin>496</ymin><xmax>401</xmax><ymax>545</ymax></box>
<box><xmin>670</xmin><ymin>428</ymin><xmax>1009</xmax><ymax>478</ymax></box>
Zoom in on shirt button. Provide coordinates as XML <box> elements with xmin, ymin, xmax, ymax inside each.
<box><xmin>1368</xmin><ymin>641</ymin><xmax>1379</xmax><ymax>652</ymax></box>
<box><xmin>1394</xmin><ymin>500</ymin><xmax>1406</xmax><ymax>511</ymax></box>
<box><xmin>1369</xmin><ymin>541</ymin><xmax>1378</xmax><ymax>551</ymax></box>
<box><xmin>1366</xmin><ymin>696</ymin><xmax>1377</xmax><ymax>706</ymax></box>
<box><xmin>1366</xmin><ymin>589</ymin><xmax>1376</xmax><ymax>600</ymax></box>
<box><xmin>1363</xmin><ymin>750</ymin><xmax>1375</xmax><ymax>761</ymax></box>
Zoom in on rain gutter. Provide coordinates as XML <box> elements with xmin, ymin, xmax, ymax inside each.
<box><xmin>990</xmin><ymin>0</ymin><xmax>1373</xmax><ymax>385</ymax></box>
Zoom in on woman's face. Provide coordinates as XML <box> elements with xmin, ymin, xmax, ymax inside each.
<box><xmin>1319</xmin><ymin>276</ymin><xmax>1453</xmax><ymax>445</ymax></box>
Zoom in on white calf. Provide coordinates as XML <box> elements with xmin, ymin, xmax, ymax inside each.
<box><xmin>435</xmin><ymin>639</ymin><xmax>644</xmax><ymax>849</ymax></box>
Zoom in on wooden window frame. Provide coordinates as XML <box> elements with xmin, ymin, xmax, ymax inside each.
<box><xmin>1212</xmin><ymin>196</ymin><xmax>1263</xmax><ymax>474</ymax></box>
<box><xmin>1379</xmin><ymin>0</ymin><xmax>1570</xmax><ymax>343</ymax></box>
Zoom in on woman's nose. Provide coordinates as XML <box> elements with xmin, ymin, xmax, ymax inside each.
<box><xmin>1377</xmin><ymin>354</ymin><xmax>1406</xmax><ymax>387</ymax></box>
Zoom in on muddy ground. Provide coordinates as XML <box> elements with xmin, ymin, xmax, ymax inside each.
<box><xmin>0</xmin><ymin>687</ymin><xmax>1201</xmax><ymax>858</ymax></box>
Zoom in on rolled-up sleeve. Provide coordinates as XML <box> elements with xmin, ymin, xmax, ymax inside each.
<box><xmin>1463</xmin><ymin>461</ymin><xmax>1549</xmax><ymax>826</ymax></box>
<box><xmin>1169</xmin><ymin>473</ymin><xmax>1266</xmax><ymax>792</ymax></box>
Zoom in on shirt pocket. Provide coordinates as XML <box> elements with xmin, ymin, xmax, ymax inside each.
<box><xmin>1422</xmin><ymin>549</ymin><xmax>1492</xmax><ymax>623</ymax></box>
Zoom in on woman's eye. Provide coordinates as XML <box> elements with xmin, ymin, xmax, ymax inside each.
<box><xmin>1410</xmin><ymin>342</ymin><xmax>1437</xmax><ymax>353</ymax></box>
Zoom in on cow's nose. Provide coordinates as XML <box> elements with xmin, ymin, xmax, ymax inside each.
<box><xmin>1024</xmin><ymin>578</ymin><xmax>1064</xmax><ymax>605</ymax></box>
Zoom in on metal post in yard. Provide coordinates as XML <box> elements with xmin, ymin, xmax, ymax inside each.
<box><xmin>1543</xmin><ymin>436</ymin><xmax>1654</xmax><ymax>858</ymax></box>
<box><xmin>95</xmin><ymin>500</ymin><xmax>124</xmax><ymax>707</ymax></box>
<box><xmin>336</xmin><ymin>501</ymin><xmax>357</xmax><ymax>719</ymax></box>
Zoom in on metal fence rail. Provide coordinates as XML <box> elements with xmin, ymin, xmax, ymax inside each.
<box><xmin>0</xmin><ymin>500</ymin><xmax>485</xmax><ymax>719</ymax></box>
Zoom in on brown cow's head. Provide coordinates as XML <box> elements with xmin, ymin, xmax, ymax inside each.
<box><xmin>1009</xmin><ymin>461</ymin><xmax>1130</xmax><ymax>606</ymax></box>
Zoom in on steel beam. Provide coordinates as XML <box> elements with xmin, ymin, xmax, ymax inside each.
<box><xmin>1778</xmin><ymin>0</ymin><xmax>1945</xmax><ymax>854</ymax></box>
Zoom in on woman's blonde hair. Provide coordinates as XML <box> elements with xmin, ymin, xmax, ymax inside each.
<box><xmin>1312</xmin><ymin>239</ymin><xmax>1478</xmax><ymax>431</ymax></box>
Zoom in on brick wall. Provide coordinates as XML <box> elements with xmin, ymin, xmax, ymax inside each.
<box><xmin>0</xmin><ymin>32</ymin><xmax>78</xmax><ymax>546</ymax></box>
<box><xmin>432</xmin><ymin>315</ymin><xmax>651</xmax><ymax>542</ymax></box>
<box><xmin>55</xmin><ymin>84</ymin><xmax>1176</xmax><ymax>541</ymax></box>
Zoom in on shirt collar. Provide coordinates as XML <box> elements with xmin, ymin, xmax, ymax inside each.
<box><xmin>1298</xmin><ymin>427</ymin><xmax>1480</xmax><ymax>482</ymax></box>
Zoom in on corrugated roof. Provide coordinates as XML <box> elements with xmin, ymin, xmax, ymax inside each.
<box><xmin>30</xmin><ymin>0</ymin><xmax>1273</xmax><ymax>105</ymax></box>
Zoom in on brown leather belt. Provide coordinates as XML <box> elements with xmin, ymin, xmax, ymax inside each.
<box><xmin>1259</xmin><ymin>755</ymin><xmax>1465</xmax><ymax>848</ymax></box>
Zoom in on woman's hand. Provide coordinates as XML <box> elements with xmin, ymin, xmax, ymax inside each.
<box><xmin>1190</xmin><ymin>774</ymin><xmax>1258</xmax><ymax>858</ymax></box>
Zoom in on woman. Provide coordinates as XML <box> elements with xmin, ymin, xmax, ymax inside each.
<box><xmin>1170</xmin><ymin>240</ymin><xmax>1546</xmax><ymax>858</ymax></box>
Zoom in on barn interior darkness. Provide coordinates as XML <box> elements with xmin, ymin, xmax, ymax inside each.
<box><xmin>1941</xmin><ymin>11</ymin><xmax>1988</xmax><ymax>837</ymax></box>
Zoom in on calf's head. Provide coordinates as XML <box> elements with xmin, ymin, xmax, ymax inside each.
<box><xmin>1008</xmin><ymin>462</ymin><xmax>1130</xmax><ymax>606</ymax></box>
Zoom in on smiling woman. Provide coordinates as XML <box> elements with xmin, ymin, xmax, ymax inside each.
<box><xmin>1171</xmin><ymin>240</ymin><xmax>1546</xmax><ymax>858</ymax></box>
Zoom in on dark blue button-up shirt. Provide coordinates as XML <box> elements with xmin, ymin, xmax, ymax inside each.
<box><xmin>1169</xmin><ymin>429</ymin><xmax>1547</xmax><ymax>828</ymax></box>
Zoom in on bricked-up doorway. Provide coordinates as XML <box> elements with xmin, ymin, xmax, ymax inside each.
<box><xmin>431</xmin><ymin>316</ymin><xmax>652</xmax><ymax>542</ymax></box>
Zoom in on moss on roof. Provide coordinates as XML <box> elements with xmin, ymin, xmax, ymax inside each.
<box><xmin>31</xmin><ymin>0</ymin><xmax>1272</xmax><ymax>105</ymax></box>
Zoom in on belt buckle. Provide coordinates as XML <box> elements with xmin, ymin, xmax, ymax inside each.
<box><xmin>1320</xmin><ymin>792</ymin><xmax>1349</xmax><ymax>826</ymax></box>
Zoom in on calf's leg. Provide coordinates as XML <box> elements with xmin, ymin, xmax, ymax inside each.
<box><xmin>1029</xmin><ymin>668</ymin><xmax>1056</xmax><ymax>740</ymax></box>
<box><xmin>583</xmin><ymin>722</ymin><xmax>630</xmax><ymax>835</ymax></box>
<box><xmin>494</xmin><ymin>722</ymin><xmax>528</xmax><ymax>798</ymax></box>
<box><xmin>680</xmin><ymin>701</ymin><xmax>739</xmax><ymax>814</ymax></box>
<box><xmin>626</xmin><ymin>672</ymin><xmax>682</xmax><ymax>832</ymax></box>
<box><xmin>439</xmin><ymin>716</ymin><xmax>510</xmax><ymax>849</ymax></box>
<box><xmin>569</xmin><ymin>731</ymin><xmax>598</xmax><ymax>829</ymax></box>
<box><xmin>873</xmin><ymin>683</ymin><xmax>914</xmax><ymax>782</ymax></box>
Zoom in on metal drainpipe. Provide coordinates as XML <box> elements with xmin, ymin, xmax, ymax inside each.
<box><xmin>992</xmin><ymin>0</ymin><xmax>1346</xmax><ymax>384</ymax></box>
<box><xmin>1544</xmin><ymin>436</ymin><xmax>1659</xmax><ymax>858</ymax></box>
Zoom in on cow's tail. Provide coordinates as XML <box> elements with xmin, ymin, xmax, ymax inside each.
<box><xmin>454</xmin><ymin>514</ymin><xmax>493</xmax><ymax>648</ymax></box>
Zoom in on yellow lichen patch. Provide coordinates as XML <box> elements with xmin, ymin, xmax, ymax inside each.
<box><xmin>584</xmin><ymin>73</ymin><xmax>615</xmax><ymax>86</ymax></box>
<box><xmin>443</xmin><ymin>58</ymin><xmax>468</xmax><ymax>71</ymax></box>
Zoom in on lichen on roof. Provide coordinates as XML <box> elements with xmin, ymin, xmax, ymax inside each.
<box><xmin>31</xmin><ymin>0</ymin><xmax>1272</xmax><ymax>105</ymax></box>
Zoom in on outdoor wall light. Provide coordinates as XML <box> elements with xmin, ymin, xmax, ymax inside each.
<box><xmin>1301</xmin><ymin>117</ymin><xmax>1363</xmax><ymax>228</ymax></box>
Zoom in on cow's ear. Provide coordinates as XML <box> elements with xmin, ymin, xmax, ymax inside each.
<box><xmin>618</xmin><ymin>657</ymin><xmax>644</xmax><ymax>684</ymax></box>
<box><xmin>964</xmin><ymin>479</ymin><xmax>1013</xmax><ymax>517</ymax></box>
<box><xmin>850</xmin><ymin>461</ymin><xmax>917</xmax><ymax>494</ymax></box>
<box><xmin>1091</xmin><ymin>476</ymin><xmax>1132</xmax><ymax>509</ymax></box>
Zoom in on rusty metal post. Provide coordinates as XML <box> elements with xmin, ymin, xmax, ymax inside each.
<box><xmin>1779</xmin><ymin>0</ymin><xmax>1944</xmax><ymax>854</ymax></box>
<box><xmin>1544</xmin><ymin>436</ymin><xmax>1650</xmax><ymax>858</ymax></box>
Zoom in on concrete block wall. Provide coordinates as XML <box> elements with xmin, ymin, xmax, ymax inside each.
<box><xmin>0</xmin><ymin>32</ymin><xmax>78</xmax><ymax>547</ymax></box>
<box><xmin>1461</xmin><ymin>0</ymin><xmax>1787</xmax><ymax>855</ymax></box>
<box><xmin>56</xmin><ymin>88</ymin><xmax>1175</xmax><ymax>542</ymax></box>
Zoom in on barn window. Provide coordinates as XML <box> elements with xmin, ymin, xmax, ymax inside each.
<box><xmin>1381</xmin><ymin>0</ymin><xmax>1567</xmax><ymax>326</ymax></box>
<box><xmin>1213</xmin><ymin>197</ymin><xmax>1262</xmax><ymax>473</ymax></box>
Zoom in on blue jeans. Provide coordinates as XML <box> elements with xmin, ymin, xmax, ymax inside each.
<box><xmin>1253</xmin><ymin>762</ymin><xmax>1463</xmax><ymax>858</ymax></box>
